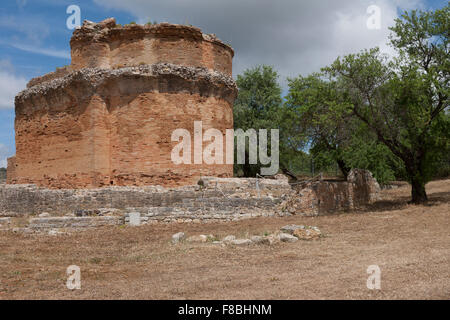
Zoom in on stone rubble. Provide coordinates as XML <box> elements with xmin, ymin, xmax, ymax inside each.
<box><xmin>230</xmin><ymin>239</ymin><xmax>253</xmax><ymax>246</ymax></box>
<box><xmin>279</xmin><ymin>233</ymin><xmax>299</xmax><ymax>243</ymax></box>
<box><xmin>222</xmin><ymin>235</ymin><xmax>236</xmax><ymax>243</ymax></box>
<box><xmin>172</xmin><ymin>232</ymin><xmax>186</xmax><ymax>244</ymax></box>
<box><xmin>171</xmin><ymin>224</ymin><xmax>323</xmax><ymax>247</ymax></box>
<box><xmin>293</xmin><ymin>228</ymin><xmax>322</xmax><ymax>240</ymax></box>
<box><xmin>186</xmin><ymin>235</ymin><xmax>208</xmax><ymax>243</ymax></box>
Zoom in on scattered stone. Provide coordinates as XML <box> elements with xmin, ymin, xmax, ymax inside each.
<box><xmin>280</xmin><ymin>224</ymin><xmax>305</xmax><ymax>234</ymax></box>
<box><xmin>186</xmin><ymin>234</ymin><xmax>208</xmax><ymax>243</ymax></box>
<box><xmin>279</xmin><ymin>233</ymin><xmax>298</xmax><ymax>243</ymax></box>
<box><xmin>206</xmin><ymin>234</ymin><xmax>218</xmax><ymax>242</ymax></box>
<box><xmin>39</xmin><ymin>212</ymin><xmax>50</xmax><ymax>217</ymax></box>
<box><xmin>250</xmin><ymin>235</ymin><xmax>271</xmax><ymax>245</ymax></box>
<box><xmin>222</xmin><ymin>235</ymin><xmax>236</xmax><ymax>242</ymax></box>
<box><xmin>266</xmin><ymin>234</ymin><xmax>280</xmax><ymax>245</ymax></box>
<box><xmin>293</xmin><ymin>227</ymin><xmax>321</xmax><ymax>240</ymax></box>
<box><xmin>172</xmin><ymin>232</ymin><xmax>185</xmax><ymax>244</ymax></box>
<box><xmin>128</xmin><ymin>212</ymin><xmax>141</xmax><ymax>226</ymax></box>
<box><xmin>230</xmin><ymin>239</ymin><xmax>252</xmax><ymax>246</ymax></box>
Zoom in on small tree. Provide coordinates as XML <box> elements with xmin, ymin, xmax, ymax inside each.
<box><xmin>233</xmin><ymin>66</ymin><xmax>283</xmax><ymax>176</ymax></box>
<box><xmin>234</xmin><ymin>65</ymin><xmax>308</xmax><ymax>177</ymax></box>
<box><xmin>285</xmin><ymin>74</ymin><xmax>354</xmax><ymax>178</ymax></box>
<box><xmin>285</xmin><ymin>73</ymin><xmax>398</xmax><ymax>183</ymax></box>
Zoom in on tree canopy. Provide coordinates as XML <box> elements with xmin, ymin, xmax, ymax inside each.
<box><xmin>233</xmin><ymin>4</ymin><xmax>449</xmax><ymax>203</ymax></box>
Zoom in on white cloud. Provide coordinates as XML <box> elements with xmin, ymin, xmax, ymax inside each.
<box><xmin>0</xmin><ymin>143</ymin><xmax>10</xmax><ymax>168</ymax></box>
<box><xmin>8</xmin><ymin>42</ymin><xmax>70</xmax><ymax>59</ymax></box>
<box><xmin>0</xmin><ymin>15</ymin><xmax>50</xmax><ymax>45</ymax></box>
<box><xmin>0</xmin><ymin>59</ymin><xmax>27</xmax><ymax>109</ymax></box>
<box><xmin>93</xmin><ymin>0</ymin><xmax>425</xmax><ymax>83</ymax></box>
<box><xmin>0</xmin><ymin>13</ymin><xmax>70</xmax><ymax>60</ymax></box>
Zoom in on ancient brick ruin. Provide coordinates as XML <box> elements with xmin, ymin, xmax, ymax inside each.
<box><xmin>0</xmin><ymin>169</ymin><xmax>381</xmax><ymax>232</ymax></box>
<box><xmin>0</xmin><ymin>19</ymin><xmax>383</xmax><ymax>232</ymax></box>
<box><xmin>7</xmin><ymin>18</ymin><xmax>236</xmax><ymax>189</ymax></box>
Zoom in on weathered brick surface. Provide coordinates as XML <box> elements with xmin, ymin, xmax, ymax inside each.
<box><xmin>70</xmin><ymin>20</ymin><xmax>233</xmax><ymax>76</ymax></box>
<box><xmin>8</xmin><ymin>18</ymin><xmax>236</xmax><ymax>189</ymax></box>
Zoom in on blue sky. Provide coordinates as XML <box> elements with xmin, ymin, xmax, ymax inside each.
<box><xmin>0</xmin><ymin>0</ymin><xmax>447</xmax><ymax>167</ymax></box>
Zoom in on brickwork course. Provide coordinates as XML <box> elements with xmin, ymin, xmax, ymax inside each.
<box><xmin>7</xmin><ymin>18</ymin><xmax>237</xmax><ymax>189</ymax></box>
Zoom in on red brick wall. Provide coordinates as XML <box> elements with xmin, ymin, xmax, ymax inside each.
<box><xmin>70</xmin><ymin>24</ymin><xmax>233</xmax><ymax>76</ymax></box>
<box><xmin>11</xmin><ymin>21</ymin><xmax>235</xmax><ymax>189</ymax></box>
<box><xmin>12</xmin><ymin>72</ymin><xmax>234</xmax><ymax>189</ymax></box>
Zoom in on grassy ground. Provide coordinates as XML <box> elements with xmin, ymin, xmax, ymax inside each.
<box><xmin>0</xmin><ymin>179</ymin><xmax>449</xmax><ymax>299</ymax></box>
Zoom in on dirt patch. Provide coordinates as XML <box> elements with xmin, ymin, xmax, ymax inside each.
<box><xmin>0</xmin><ymin>179</ymin><xmax>449</xmax><ymax>299</ymax></box>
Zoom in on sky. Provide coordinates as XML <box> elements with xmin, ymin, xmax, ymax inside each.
<box><xmin>0</xmin><ymin>0</ymin><xmax>447</xmax><ymax>168</ymax></box>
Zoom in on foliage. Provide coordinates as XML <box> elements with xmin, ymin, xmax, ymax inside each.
<box><xmin>232</xmin><ymin>5</ymin><xmax>448</xmax><ymax>202</ymax></box>
<box><xmin>321</xmin><ymin>4</ymin><xmax>449</xmax><ymax>202</ymax></box>
<box><xmin>233</xmin><ymin>66</ymin><xmax>306</xmax><ymax>176</ymax></box>
<box><xmin>285</xmin><ymin>73</ymin><xmax>400</xmax><ymax>184</ymax></box>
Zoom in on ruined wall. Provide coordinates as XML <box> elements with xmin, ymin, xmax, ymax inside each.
<box><xmin>281</xmin><ymin>169</ymin><xmax>381</xmax><ymax>216</ymax></box>
<box><xmin>6</xmin><ymin>157</ymin><xmax>16</xmax><ymax>182</ymax></box>
<box><xmin>69</xmin><ymin>19</ymin><xmax>233</xmax><ymax>76</ymax></box>
<box><xmin>8</xmin><ymin>19</ymin><xmax>237</xmax><ymax>189</ymax></box>
<box><xmin>0</xmin><ymin>177</ymin><xmax>291</xmax><ymax>220</ymax></box>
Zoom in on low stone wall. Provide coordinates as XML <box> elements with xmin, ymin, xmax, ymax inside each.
<box><xmin>0</xmin><ymin>172</ymin><xmax>380</xmax><ymax>231</ymax></box>
<box><xmin>281</xmin><ymin>169</ymin><xmax>380</xmax><ymax>216</ymax></box>
<box><xmin>0</xmin><ymin>176</ymin><xmax>291</xmax><ymax>217</ymax></box>
<box><xmin>28</xmin><ymin>216</ymin><xmax>122</xmax><ymax>230</ymax></box>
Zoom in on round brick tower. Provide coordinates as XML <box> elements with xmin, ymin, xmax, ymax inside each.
<box><xmin>8</xmin><ymin>18</ymin><xmax>237</xmax><ymax>188</ymax></box>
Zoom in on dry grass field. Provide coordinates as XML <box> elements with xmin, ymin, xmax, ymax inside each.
<box><xmin>0</xmin><ymin>179</ymin><xmax>449</xmax><ymax>300</ymax></box>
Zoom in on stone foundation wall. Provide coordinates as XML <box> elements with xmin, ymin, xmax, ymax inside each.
<box><xmin>0</xmin><ymin>172</ymin><xmax>381</xmax><ymax>231</ymax></box>
<box><xmin>6</xmin><ymin>157</ymin><xmax>16</xmax><ymax>182</ymax></box>
<box><xmin>0</xmin><ymin>177</ymin><xmax>292</xmax><ymax>217</ymax></box>
<box><xmin>281</xmin><ymin>169</ymin><xmax>381</xmax><ymax>216</ymax></box>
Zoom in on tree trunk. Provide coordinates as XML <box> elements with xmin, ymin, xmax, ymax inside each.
<box><xmin>410</xmin><ymin>176</ymin><xmax>428</xmax><ymax>204</ymax></box>
<box><xmin>336</xmin><ymin>159</ymin><xmax>350</xmax><ymax>179</ymax></box>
